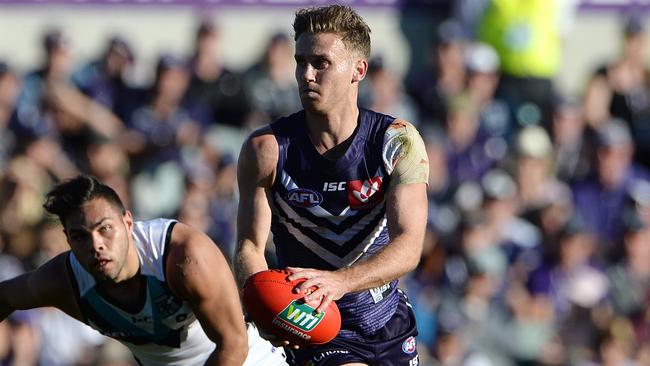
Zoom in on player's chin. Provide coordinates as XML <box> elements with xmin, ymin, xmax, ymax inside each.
<box><xmin>93</xmin><ymin>268</ymin><xmax>119</xmax><ymax>283</ymax></box>
<box><xmin>301</xmin><ymin>99</ymin><xmax>327</xmax><ymax>114</ymax></box>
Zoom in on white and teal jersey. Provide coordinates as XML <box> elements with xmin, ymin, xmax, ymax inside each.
<box><xmin>67</xmin><ymin>219</ymin><xmax>214</xmax><ymax>366</ymax></box>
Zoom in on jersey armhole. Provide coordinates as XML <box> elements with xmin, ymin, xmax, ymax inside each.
<box><xmin>161</xmin><ymin>221</ymin><xmax>177</xmax><ymax>291</ymax></box>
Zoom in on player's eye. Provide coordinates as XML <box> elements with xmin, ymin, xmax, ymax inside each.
<box><xmin>313</xmin><ymin>60</ymin><xmax>328</xmax><ymax>69</ymax></box>
<box><xmin>99</xmin><ymin>225</ymin><xmax>112</xmax><ymax>233</ymax></box>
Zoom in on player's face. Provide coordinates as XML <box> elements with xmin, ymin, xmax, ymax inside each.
<box><xmin>64</xmin><ymin>198</ymin><xmax>134</xmax><ymax>283</ymax></box>
<box><xmin>295</xmin><ymin>32</ymin><xmax>360</xmax><ymax>114</ymax></box>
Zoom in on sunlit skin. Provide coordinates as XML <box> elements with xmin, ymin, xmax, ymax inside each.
<box><xmin>295</xmin><ymin>33</ymin><xmax>356</xmax><ymax>114</ymax></box>
<box><xmin>294</xmin><ymin>32</ymin><xmax>367</xmax><ymax>153</ymax></box>
<box><xmin>63</xmin><ymin>198</ymin><xmax>139</xmax><ymax>284</ymax></box>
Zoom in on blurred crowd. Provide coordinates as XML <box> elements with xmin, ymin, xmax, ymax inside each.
<box><xmin>1</xmin><ymin>1</ymin><xmax>650</xmax><ymax>365</ymax></box>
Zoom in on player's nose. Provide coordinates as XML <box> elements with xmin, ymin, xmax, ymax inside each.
<box><xmin>90</xmin><ymin>232</ymin><xmax>106</xmax><ymax>252</ymax></box>
<box><xmin>298</xmin><ymin>64</ymin><xmax>316</xmax><ymax>83</ymax></box>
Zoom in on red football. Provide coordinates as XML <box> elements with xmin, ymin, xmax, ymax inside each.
<box><xmin>243</xmin><ymin>269</ymin><xmax>341</xmax><ymax>345</ymax></box>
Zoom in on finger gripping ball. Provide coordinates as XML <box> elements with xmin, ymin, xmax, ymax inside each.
<box><xmin>243</xmin><ymin>269</ymin><xmax>341</xmax><ymax>345</ymax></box>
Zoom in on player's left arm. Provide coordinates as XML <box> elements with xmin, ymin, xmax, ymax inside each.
<box><xmin>290</xmin><ymin>120</ymin><xmax>429</xmax><ymax>312</ymax></box>
<box><xmin>165</xmin><ymin>222</ymin><xmax>248</xmax><ymax>366</ymax></box>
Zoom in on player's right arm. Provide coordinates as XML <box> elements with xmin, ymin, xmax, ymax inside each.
<box><xmin>234</xmin><ymin>126</ymin><xmax>278</xmax><ymax>288</ymax></box>
<box><xmin>0</xmin><ymin>252</ymin><xmax>81</xmax><ymax>322</ymax></box>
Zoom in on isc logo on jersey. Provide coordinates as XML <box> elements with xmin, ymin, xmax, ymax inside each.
<box><xmin>275</xmin><ymin>300</ymin><xmax>325</xmax><ymax>333</ymax></box>
<box><xmin>285</xmin><ymin>188</ymin><xmax>323</xmax><ymax>208</ymax></box>
<box><xmin>347</xmin><ymin>177</ymin><xmax>384</xmax><ymax>209</ymax></box>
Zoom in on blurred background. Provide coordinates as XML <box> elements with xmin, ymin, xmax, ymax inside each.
<box><xmin>2</xmin><ymin>0</ymin><xmax>650</xmax><ymax>365</ymax></box>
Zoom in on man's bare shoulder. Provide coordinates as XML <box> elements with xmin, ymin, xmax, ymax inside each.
<box><xmin>244</xmin><ymin>125</ymin><xmax>278</xmax><ymax>157</ymax></box>
<box><xmin>164</xmin><ymin>222</ymin><xmax>231</xmax><ymax>301</ymax></box>
<box><xmin>239</xmin><ymin>125</ymin><xmax>279</xmax><ymax>182</ymax></box>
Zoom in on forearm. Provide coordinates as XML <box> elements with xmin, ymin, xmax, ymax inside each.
<box><xmin>337</xmin><ymin>180</ymin><xmax>427</xmax><ymax>293</ymax></box>
<box><xmin>339</xmin><ymin>233</ymin><xmax>422</xmax><ymax>293</ymax></box>
<box><xmin>233</xmin><ymin>240</ymin><xmax>269</xmax><ymax>288</ymax></box>
<box><xmin>203</xmin><ymin>345</ymin><xmax>247</xmax><ymax>366</ymax></box>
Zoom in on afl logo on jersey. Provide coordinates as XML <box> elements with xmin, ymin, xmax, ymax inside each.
<box><xmin>285</xmin><ymin>188</ymin><xmax>323</xmax><ymax>208</ymax></box>
<box><xmin>402</xmin><ymin>336</ymin><xmax>416</xmax><ymax>354</ymax></box>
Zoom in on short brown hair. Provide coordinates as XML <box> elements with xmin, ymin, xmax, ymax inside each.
<box><xmin>293</xmin><ymin>4</ymin><xmax>371</xmax><ymax>59</ymax></box>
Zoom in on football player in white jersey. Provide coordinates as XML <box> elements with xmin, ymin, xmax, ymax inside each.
<box><xmin>0</xmin><ymin>175</ymin><xmax>287</xmax><ymax>366</ymax></box>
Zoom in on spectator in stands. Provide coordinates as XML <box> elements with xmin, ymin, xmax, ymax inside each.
<box><xmin>571</xmin><ymin>118</ymin><xmax>650</xmax><ymax>253</ymax></box>
<box><xmin>73</xmin><ymin>35</ymin><xmax>143</xmax><ymax>123</ymax></box>
<box><xmin>527</xmin><ymin>214</ymin><xmax>608</xmax><ymax>363</ymax></box>
<box><xmin>242</xmin><ymin>32</ymin><xmax>301</xmax><ymax>129</ymax></box>
<box><xmin>0</xmin><ymin>61</ymin><xmax>19</xmax><ymax>172</ymax></box>
<box><xmin>185</xmin><ymin>19</ymin><xmax>248</xmax><ymax>127</ymax></box>
<box><xmin>464</xmin><ymin>42</ymin><xmax>511</xmax><ymax>139</ymax></box>
<box><xmin>11</xmin><ymin>29</ymin><xmax>74</xmax><ymax>142</ymax></box>
<box><xmin>359</xmin><ymin>55</ymin><xmax>418</xmax><ymax>125</ymax></box>
<box><xmin>408</xmin><ymin>19</ymin><xmax>468</xmax><ymax>127</ymax></box>
<box><xmin>126</xmin><ymin>53</ymin><xmax>199</xmax><ymax>218</ymax></box>
<box><xmin>551</xmin><ymin>95</ymin><xmax>592</xmax><ymax>182</ymax></box>
<box><xmin>480</xmin><ymin>169</ymin><xmax>542</xmax><ymax>268</ymax></box>
<box><xmin>583</xmin><ymin>14</ymin><xmax>650</xmax><ymax>170</ymax></box>
<box><xmin>445</xmin><ymin>94</ymin><xmax>500</xmax><ymax>184</ymax></box>
<box><xmin>583</xmin><ymin>321</ymin><xmax>639</xmax><ymax>366</ymax></box>
<box><xmin>424</xmin><ymin>128</ymin><xmax>461</xmax><ymax>246</ymax></box>
<box><xmin>515</xmin><ymin>125</ymin><xmax>566</xmax><ymax>214</ymax></box>
<box><xmin>607</xmin><ymin>208</ymin><xmax>650</xmax><ymax>322</ymax></box>
<box><xmin>435</xmin><ymin>247</ymin><xmax>513</xmax><ymax>365</ymax></box>
<box><xmin>86</xmin><ymin>139</ymin><xmax>131</xmax><ymax>208</ymax></box>
<box><xmin>477</xmin><ymin>0</ymin><xmax>573</xmax><ymax>128</ymax></box>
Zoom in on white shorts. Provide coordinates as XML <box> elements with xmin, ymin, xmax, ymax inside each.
<box><xmin>244</xmin><ymin>322</ymin><xmax>288</xmax><ymax>366</ymax></box>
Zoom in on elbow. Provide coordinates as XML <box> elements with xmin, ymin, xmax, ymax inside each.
<box><xmin>234</xmin><ymin>343</ymin><xmax>249</xmax><ymax>364</ymax></box>
<box><xmin>221</xmin><ymin>333</ymin><xmax>248</xmax><ymax>364</ymax></box>
<box><xmin>405</xmin><ymin>253</ymin><xmax>420</xmax><ymax>273</ymax></box>
<box><xmin>404</xmin><ymin>235</ymin><xmax>424</xmax><ymax>273</ymax></box>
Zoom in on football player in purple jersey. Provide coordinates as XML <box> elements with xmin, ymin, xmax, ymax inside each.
<box><xmin>236</xmin><ymin>5</ymin><xmax>429</xmax><ymax>366</ymax></box>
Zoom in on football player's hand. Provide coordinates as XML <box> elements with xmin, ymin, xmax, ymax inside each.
<box><xmin>286</xmin><ymin>267</ymin><xmax>349</xmax><ymax>313</ymax></box>
<box><xmin>255</xmin><ymin>325</ymin><xmax>300</xmax><ymax>349</ymax></box>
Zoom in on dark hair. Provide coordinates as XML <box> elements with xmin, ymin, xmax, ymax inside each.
<box><xmin>293</xmin><ymin>4</ymin><xmax>371</xmax><ymax>59</ymax></box>
<box><xmin>43</xmin><ymin>175</ymin><xmax>125</xmax><ymax>227</ymax></box>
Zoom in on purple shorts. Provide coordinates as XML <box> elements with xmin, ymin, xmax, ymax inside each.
<box><xmin>287</xmin><ymin>290</ymin><xmax>419</xmax><ymax>366</ymax></box>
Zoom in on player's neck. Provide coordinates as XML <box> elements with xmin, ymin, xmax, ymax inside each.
<box><xmin>305</xmin><ymin>105</ymin><xmax>359</xmax><ymax>155</ymax></box>
<box><xmin>99</xmin><ymin>272</ymin><xmax>146</xmax><ymax>313</ymax></box>
<box><xmin>114</xmin><ymin>241</ymin><xmax>141</xmax><ymax>284</ymax></box>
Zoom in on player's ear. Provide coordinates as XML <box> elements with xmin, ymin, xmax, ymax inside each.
<box><xmin>123</xmin><ymin>210</ymin><xmax>134</xmax><ymax>231</ymax></box>
<box><xmin>352</xmin><ymin>58</ymin><xmax>368</xmax><ymax>83</ymax></box>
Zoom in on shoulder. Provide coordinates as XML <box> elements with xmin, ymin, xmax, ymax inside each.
<box><xmin>164</xmin><ymin>222</ymin><xmax>226</xmax><ymax>299</ymax></box>
<box><xmin>383</xmin><ymin>118</ymin><xmax>425</xmax><ymax>154</ymax></box>
<box><xmin>386</xmin><ymin>118</ymin><xmax>419</xmax><ymax>134</ymax></box>
<box><xmin>242</xmin><ymin>125</ymin><xmax>278</xmax><ymax>156</ymax></box>
<box><xmin>382</xmin><ymin>119</ymin><xmax>429</xmax><ymax>185</ymax></box>
<box><xmin>165</xmin><ymin>222</ymin><xmax>210</xmax><ymax>263</ymax></box>
<box><xmin>164</xmin><ymin>223</ymin><xmax>208</xmax><ymax>290</ymax></box>
<box><xmin>239</xmin><ymin>125</ymin><xmax>279</xmax><ymax>182</ymax></box>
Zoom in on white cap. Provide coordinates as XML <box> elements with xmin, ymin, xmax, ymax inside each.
<box><xmin>517</xmin><ymin>125</ymin><xmax>553</xmax><ymax>159</ymax></box>
<box><xmin>465</xmin><ymin>42</ymin><xmax>500</xmax><ymax>74</ymax></box>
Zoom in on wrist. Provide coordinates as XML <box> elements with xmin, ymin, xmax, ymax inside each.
<box><xmin>335</xmin><ymin>267</ymin><xmax>355</xmax><ymax>294</ymax></box>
